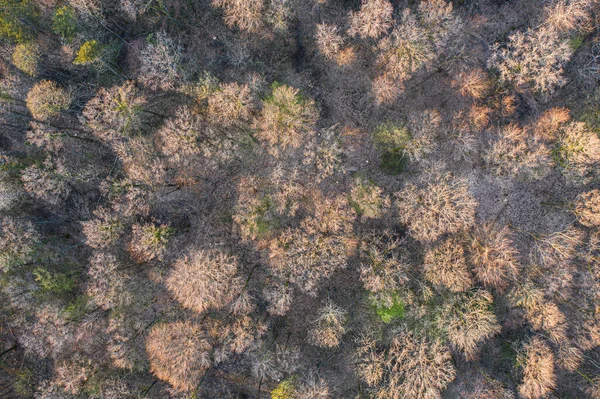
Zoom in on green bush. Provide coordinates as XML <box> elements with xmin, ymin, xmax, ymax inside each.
<box><xmin>33</xmin><ymin>267</ymin><xmax>76</xmax><ymax>296</ymax></box>
<box><xmin>64</xmin><ymin>295</ymin><xmax>89</xmax><ymax>321</ymax></box>
<box><xmin>52</xmin><ymin>6</ymin><xmax>77</xmax><ymax>42</ymax></box>
<box><xmin>372</xmin><ymin>121</ymin><xmax>411</xmax><ymax>152</ymax></box>
<box><xmin>372</xmin><ymin>122</ymin><xmax>411</xmax><ymax>175</ymax></box>
<box><xmin>371</xmin><ymin>293</ymin><xmax>405</xmax><ymax>323</ymax></box>
<box><xmin>379</xmin><ymin>151</ymin><xmax>408</xmax><ymax>175</ymax></box>
<box><xmin>14</xmin><ymin>368</ymin><xmax>34</xmax><ymax>398</ymax></box>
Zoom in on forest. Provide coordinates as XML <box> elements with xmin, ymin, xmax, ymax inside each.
<box><xmin>1</xmin><ymin>0</ymin><xmax>600</xmax><ymax>397</ymax></box>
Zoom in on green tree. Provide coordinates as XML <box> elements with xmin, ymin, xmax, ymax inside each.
<box><xmin>0</xmin><ymin>0</ymin><xmax>37</xmax><ymax>43</ymax></box>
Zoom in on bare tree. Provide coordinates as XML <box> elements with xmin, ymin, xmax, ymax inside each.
<box><xmin>517</xmin><ymin>337</ymin><xmax>556</xmax><ymax>399</ymax></box>
<box><xmin>424</xmin><ymin>236</ymin><xmax>473</xmax><ymax>293</ymax></box>
<box><xmin>212</xmin><ymin>0</ymin><xmax>264</xmax><ymax>32</ymax></box>
<box><xmin>308</xmin><ymin>300</ymin><xmax>348</xmax><ymax>348</ymax></box>
<box><xmin>469</xmin><ymin>223</ymin><xmax>520</xmax><ymax>291</ymax></box>
<box><xmin>395</xmin><ymin>172</ymin><xmax>477</xmax><ymax>242</ymax></box>
<box><xmin>348</xmin><ymin>0</ymin><xmax>393</xmax><ymax>40</ymax></box>
<box><xmin>146</xmin><ymin>321</ymin><xmax>212</xmax><ymax>391</ymax></box>
<box><xmin>140</xmin><ymin>31</ymin><xmax>185</xmax><ymax>90</ymax></box>
<box><xmin>166</xmin><ymin>249</ymin><xmax>244</xmax><ymax>313</ymax></box>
